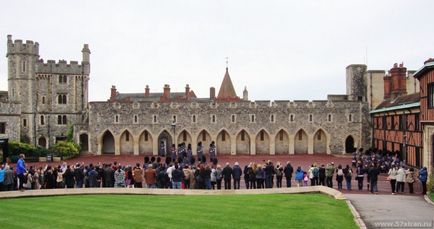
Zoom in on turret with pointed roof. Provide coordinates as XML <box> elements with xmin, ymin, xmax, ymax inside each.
<box><xmin>217</xmin><ymin>67</ymin><xmax>240</xmax><ymax>101</ymax></box>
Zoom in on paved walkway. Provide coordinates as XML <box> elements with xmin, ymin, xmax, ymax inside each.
<box><xmin>345</xmin><ymin>194</ymin><xmax>434</xmax><ymax>229</ymax></box>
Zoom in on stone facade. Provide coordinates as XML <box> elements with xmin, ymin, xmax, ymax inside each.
<box><xmin>2</xmin><ymin>35</ymin><xmax>381</xmax><ymax>156</ymax></box>
<box><xmin>5</xmin><ymin>35</ymin><xmax>89</xmax><ymax>148</ymax></box>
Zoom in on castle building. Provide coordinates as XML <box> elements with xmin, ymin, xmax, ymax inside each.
<box><xmin>4</xmin><ymin>35</ymin><xmax>428</xmax><ymax>161</ymax></box>
<box><xmin>1</xmin><ymin>35</ymin><xmax>89</xmax><ymax>149</ymax></box>
<box><xmin>371</xmin><ymin>60</ymin><xmax>434</xmax><ymax>175</ymax></box>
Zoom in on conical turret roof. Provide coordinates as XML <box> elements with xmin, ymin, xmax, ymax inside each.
<box><xmin>217</xmin><ymin>67</ymin><xmax>238</xmax><ymax>100</ymax></box>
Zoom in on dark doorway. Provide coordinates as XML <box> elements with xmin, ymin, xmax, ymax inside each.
<box><xmin>345</xmin><ymin>136</ymin><xmax>355</xmax><ymax>153</ymax></box>
<box><xmin>158</xmin><ymin>130</ymin><xmax>172</xmax><ymax>156</ymax></box>
<box><xmin>102</xmin><ymin>131</ymin><xmax>115</xmax><ymax>154</ymax></box>
<box><xmin>80</xmin><ymin>133</ymin><xmax>89</xmax><ymax>152</ymax></box>
<box><xmin>38</xmin><ymin>137</ymin><xmax>47</xmax><ymax>148</ymax></box>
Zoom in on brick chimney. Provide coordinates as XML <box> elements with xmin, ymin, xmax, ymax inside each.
<box><xmin>390</xmin><ymin>63</ymin><xmax>407</xmax><ymax>99</ymax></box>
<box><xmin>185</xmin><ymin>84</ymin><xmax>190</xmax><ymax>98</ymax></box>
<box><xmin>163</xmin><ymin>84</ymin><xmax>170</xmax><ymax>98</ymax></box>
<box><xmin>210</xmin><ymin>87</ymin><xmax>215</xmax><ymax>99</ymax></box>
<box><xmin>145</xmin><ymin>85</ymin><xmax>150</xmax><ymax>97</ymax></box>
<box><xmin>383</xmin><ymin>75</ymin><xmax>391</xmax><ymax>99</ymax></box>
<box><xmin>110</xmin><ymin>85</ymin><xmax>117</xmax><ymax>101</ymax></box>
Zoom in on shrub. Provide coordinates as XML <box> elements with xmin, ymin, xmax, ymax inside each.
<box><xmin>8</xmin><ymin>141</ymin><xmax>37</xmax><ymax>157</ymax></box>
<box><xmin>49</xmin><ymin>141</ymin><xmax>80</xmax><ymax>158</ymax></box>
<box><xmin>35</xmin><ymin>146</ymin><xmax>49</xmax><ymax>157</ymax></box>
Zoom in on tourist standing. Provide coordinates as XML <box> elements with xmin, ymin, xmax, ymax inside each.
<box><xmin>295</xmin><ymin>167</ymin><xmax>304</xmax><ymax>187</ymax></box>
<box><xmin>325</xmin><ymin>163</ymin><xmax>335</xmax><ymax>188</ymax></box>
<box><xmin>183</xmin><ymin>165</ymin><xmax>192</xmax><ymax>189</ymax></box>
<box><xmin>210</xmin><ymin>166</ymin><xmax>217</xmax><ymax>189</ymax></box>
<box><xmin>171</xmin><ymin>164</ymin><xmax>183</xmax><ymax>189</ymax></box>
<box><xmin>275</xmin><ymin>162</ymin><xmax>283</xmax><ymax>188</ymax></box>
<box><xmin>16</xmin><ymin>154</ymin><xmax>27</xmax><ymax>191</ymax></box>
<box><xmin>0</xmin><ymin>165</ymin><xmax>5</xmax><ymax>191</ymax></box>
<box><xmin>318</xmin><ymin>164</ymin><xmax>326</xmax><ymax>186</ymax></box>
<box><xmin>133</xmin><ymin>163</ymin><xmax>144</xmax><ymax>188</ymax></box>
<box><xmin>215</xmin><ymin>164</ymin><xmax>223</xmax><ymax>190</ymax></box>
<box><xmin>335</xmin><ymin>165</ymin><xmax>344</xmax><ymax>190</ymax></box>
<box><xmin>284</xmin><ymin>162</ymin><xmax>293</xmax><ymax>188</ymax></box>
<box><xmin>144</xmin><ymin>164</ymin><xmax>157</xmax><ymax>188</ymax></box>
<box><xmin>222</xmin><ymin>163</ymin><xmax>233</xmax><ymax>190</ymax></box>
<box><xmin>368</xmin><ymin>163</ymin><xmax>380</xmax><ymax>194</ymax></box>
<box><xmin>114</xmin><ymin>166</ymin><xmax>126</xmax><ymax>188</ymax></box>
<box><xmin>406</xmin><ymin>168</ymin><xmax>415</xmax><ymax>194</ymax></box>
<box><xmin>63</xmin><ymin>165</ymin><xmax>75</xmax><ymax>189</ymax></box>
<box><xmin>232</xmin><ymin>162</ymin><xmax>242</xmax><ymax>189</ymax></box>
<box><xmin>418</xmin><ymin>167</ymin><xmax>428</xmax><ymax>195</ymax></box>
<box><xmin>74</xmin><ymin>163</ymin><xmax>84</xmax><ymax>188</ymax></box>
<box><xmin>343</xmin><ymin>164</ymin><xmax>352</xmax><ymax>190</ymax></box>
<box><xmin>256</xmin><ymin>165</ymin><xmax>265</xmax><ymax>189</ymax></box>
<box><xmin>387</xmin><ymin>165</ymin><xmax>398</xmax><ymax>194</ymax></box>
<box><xmin>243</xmin><ymin>164</ymin><xmax>250</xmax><ymax>189</ymax></box>
<box><xmin>4</xmin><ymin>166</ymin><xmax>14</xmax><ymax>191</ymax></box>
<box><xmin>396</xmin><ymin>165</ymin><xmax>405</xmax><ymax>193</ymax></box>
<box><xmin>265</xmin><ymin>161</ymin><xmax>275</xmax><ymax>188</ymax></box>
<box><xmin>355</xmin><ymin>165</ymin><xmax>365</xmax><ymax>191</ymax></box>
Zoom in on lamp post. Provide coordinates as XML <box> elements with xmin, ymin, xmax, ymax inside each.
<box><xmin>402</xmin><ymin>134</ymin><xmax>407</xmax><ymax>163</ymax></box>
<box><xmin>171</xmin><ymin>121</ymin><xmax>176</xmax><ymax>146</ymax></box>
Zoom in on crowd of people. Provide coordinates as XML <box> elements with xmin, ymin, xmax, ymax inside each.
<box><xmin>0</xmin><ymin>151</ymin><xmax>429</xmax><ymax>195</ymax></box>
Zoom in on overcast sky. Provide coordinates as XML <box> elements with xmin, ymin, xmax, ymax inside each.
<box><xmin>1</xmin><ymin>0</ymin><xmax>433</xmax><ymax>101</ymax></box>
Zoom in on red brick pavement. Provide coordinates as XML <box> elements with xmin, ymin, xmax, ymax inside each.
<box><xmin>23</xmin><ymin>154</ymin><xmax>423</xmax><ymax>195</ymax></box>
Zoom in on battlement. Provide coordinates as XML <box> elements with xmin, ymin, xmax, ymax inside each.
<box><xmin>6</xmin><ymin>35</ymin><xmax>39</xmax><ymax>56</ymax></box>
<box><xmin>36</xmin><ymin>59</ymin><xmax>86</xmax><ymax>74</ymax></box>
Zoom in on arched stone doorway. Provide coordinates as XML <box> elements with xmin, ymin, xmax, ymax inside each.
<box><xmin>255</xmin><ymin>129</ymin><xmax>270</xmax><ymax>155</ymax></box>
<box><xmin>294</xmin><ymin>129</ymin><xmax>308</xmax><ymax>154</ymax></box>
<box><xmin>275</xmin><ymin>129</ymin><xmax>289</xmax><ymax>155</ymax></box>
<box><xmin>120</xmin><ymin>130</ymin><xmax>134</xmax><ymax>155</ymax></box>
<box><xmin>158</xmin><ymin>130</ymin><xmax>173</xmax><ymax>156</ymax></box>
<box><xmin>139</xmin><ymin>130</ymin><xmax>153</xmax><ymax>155</ymax></box>
<box><xmin>236</xmin><ymin>129</ymin><xmax>250</xmax><ymax>155</ymax></box>
<box><xmin>197</xmin><ymin>130</ymin><xmax>212</xmax><ymax>155</ymax></box>
<box><xmin>177</xmin><ymin>130</ymin><xmax>192</xmax><ymax>147</ymax></box>
<box><xmin>216</xmin><ymin>129</ymin><xmax>231</xmax><ymax>155</ymax></box>
<box><xmin>345</xmin><ymin>136</ymin><xmax>355</xmax><ymax>153</ymax></box>
<box><xmin>79</xmin><ymin>133</ymin><xmax>88</xmax><ymax>152</ymax></box>
<box><xmin>313</xmin><ymin>129</ymin><xmax>327</xmax><ymax>154</ymax></box>
<box><xmin>235</xmin><ymin>130</ymin><xmax>250</xmax><ymax>155</ymax></box>
<box><xmin>102</xmin><ymin>130</ymin><xmax>115</xmax><ymax>154</ymax></box>
<box><xmin>38</xmin><ymin>137</ymin><xmax>47</xmax><ymax>148</ymax></box>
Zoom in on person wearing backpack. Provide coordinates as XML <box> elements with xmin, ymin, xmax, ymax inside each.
<box><xmin>335</xmin><ymin>165</ymin><xmax>344</xmax><ymax>190</ymax></box>
<box><xmin>275</xmin><ymin>162</ymin><xmax>283</xmax><ymax>188</ymax></box>
<box><xmin>343</xmin><ymin>164</ymin><xmax>352</xmax><ymax>190</ymax></box>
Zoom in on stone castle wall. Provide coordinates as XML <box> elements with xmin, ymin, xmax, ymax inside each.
<box><xmin>88</xmin><ymin>99</ymin><xmax>368</xmax><ymax>155</ymax></box>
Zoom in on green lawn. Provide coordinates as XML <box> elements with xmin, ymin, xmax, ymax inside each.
<box><xmin>0</xmin><ymin>194</ymin><xmax>356</xmax><ymax>229</ymax></box>
<box><xmin>430</xmin><ymin>192</ymin><xmax>434</xmax><ymax>201</ymax></box>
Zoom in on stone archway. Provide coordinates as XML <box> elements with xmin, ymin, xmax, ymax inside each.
<box><xmin>313</xmin><ymin>129</ymin><xmax>327</xmax><ymax>154</ymax></box>
<box><xmin>216</xmin><ymin>129</ymin><xmax>231</xmax><ymax>155</ymax></box>
<box><xmin>139</xmin><ymin>130</ymin><xmax>153</xmax><ymax>155</ymax></box>
<box><xmin>197</xmin><ymin>130</ymin><xmax>212</xmax><ymax>155</ymax></box>
<box><xmin>79</xmin><ymin>133</ymin><xmax>88</xmax><ymax>152</ymax></box>
<box><xmin>120</xmin><ymin>130</ymin><xmax>134</xmax><ymax>155</ymax></box>
<box><xmin>345</xmin><ymin>136</ymin><xmax>355</xmax><ymax>153</ymax></box>
<box><xmin>177</xmin><ymin>130</ymin><xmax>192</xmax><ymax>148</ymax></box>
<box><xmin>102</xmin><ymin>130</ymin><xmax>115</xmax><ymax>154</ymax></box>
<box><xmin>158</xmin><ymin>130</ymin><xmax>173</xmax><ymax>156</ymax></box>
<box><xmin>236</xmin><ymin>129</ymin><xmax>250</xmax><ymax>155</ymax></box>
<box><xmin>294</xmin><ymin>129</ymin><xmax>308</xmax><ymax>154</ymax></box>
<box><xmin>255</xmin><ymin>129</ymin><xmax>270</xmax><ymax>155</ymax></box>
<box><xmin>38</xmin><ymin>136</ymin><xmax>47</xmax><ymax>148</ymax></box>
<box><xmin>275</xmin><ymin>129</ymin><xmax>289</xmax><ymax>155</ymax></box>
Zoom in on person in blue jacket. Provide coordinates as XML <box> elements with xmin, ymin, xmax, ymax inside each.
<box><xmin>295</xmin><ymin>167</ymin><xmax>304</xmax><ymax>187</ymax></box>
<box><xmin>418</xmin><ymin>167</ymin><xmax>428</xmax><ymax>195</ymax></box>
<box><xmin>16</xmin><ymin>154</ymin><xmax>27</xmax><ymax>191</ymax></box>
